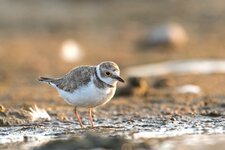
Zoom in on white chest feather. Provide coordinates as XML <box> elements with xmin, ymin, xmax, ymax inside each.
<box><xmin>55</xmin><ymin>80</ymin><xmax>116</xmax><ymax>107</ymax></box>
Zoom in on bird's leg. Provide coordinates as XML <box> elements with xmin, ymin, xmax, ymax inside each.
<box><xmin>73</xmin><ymin>107</ymin><xmax>85</xmax><ymax>128</ymax></box>
<box><xmin>88</xmin><ymin>108</ymin><xmax>94</xmax><ymax>128</ymax></box>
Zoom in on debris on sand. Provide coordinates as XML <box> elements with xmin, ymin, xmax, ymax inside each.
<box><xmin>29</xmin><ymin>105</ymin><xmax>51</xmax><ymax>121</ymax></box>
<box><xmin>176</xmin><ymin>84</ymin><xmax>201</xmax><ymax>94</ymax></box>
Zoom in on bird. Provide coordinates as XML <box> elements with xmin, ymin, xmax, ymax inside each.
<box><xmin>38</xmin><ymin>61</ymin><xmax>124</xmax><ymax>128</ymax></box>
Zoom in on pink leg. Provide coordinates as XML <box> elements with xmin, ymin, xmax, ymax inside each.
<box><xmin>73</xmin><ymin>107</ymin><xmax>85</xmax><ymax>128</ymax></box>
<box><xmin>88</xmin><ymin>108</ymin><xmax>94</xmax><ymax>128</ymax></box>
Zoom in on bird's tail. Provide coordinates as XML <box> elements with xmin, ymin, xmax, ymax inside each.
<box><xmin>38</xmin><ymin>76</ymin><xmax>55</xmax><ymax>83</ymax></box>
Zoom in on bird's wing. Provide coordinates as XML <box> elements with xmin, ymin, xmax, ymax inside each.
<box><xmin>52</xmin><ymin>66</ymin><xmax>95</xmax><ymax>93</ymax></box>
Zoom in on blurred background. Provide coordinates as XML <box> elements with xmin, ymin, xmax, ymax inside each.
<box><xmin>0</xmin><ymin>0</ymin><xmax>225</xmax><ymax>107</ymax></box>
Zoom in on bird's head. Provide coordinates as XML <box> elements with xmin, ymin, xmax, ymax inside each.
<box><xmin>96</xmin><ymin>61</ymin><xmax>125</xmax><ymax>86</ymax></box>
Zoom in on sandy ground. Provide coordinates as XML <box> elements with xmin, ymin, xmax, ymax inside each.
<box><xmin>0</xmin><ymin>0</ymin><xmax>225</xmax><ymax>149</ymax></box>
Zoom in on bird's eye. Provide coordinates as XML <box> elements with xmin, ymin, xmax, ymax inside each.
<box><xmin>105</xmin><ymin>71</ymin><xmax>111</xmax><ymax>76</ymax></box>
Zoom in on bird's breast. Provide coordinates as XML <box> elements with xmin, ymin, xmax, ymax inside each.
<box><xmin>56</xmin><ymin>80</ymin><xmax>116</xmax><ymax>107</ymax></box>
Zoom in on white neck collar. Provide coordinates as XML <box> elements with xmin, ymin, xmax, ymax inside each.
<box><xmin>96</xmin><ymin>65</ymin><xmax>115</xmax><ymax>87</ymax></box>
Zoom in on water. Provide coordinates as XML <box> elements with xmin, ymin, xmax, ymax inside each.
<box><xmin>0</xmin><ymin>115</ymin><xmax>224</xmax><ymax>150</ymax></box>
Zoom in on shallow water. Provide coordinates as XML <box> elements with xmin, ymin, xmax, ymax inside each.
<box><xmin>0</xmin><ymin>115</ymin><xmax>224</xmax><ymax>150</ymax></box>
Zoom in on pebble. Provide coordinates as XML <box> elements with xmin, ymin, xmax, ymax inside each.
<box><xmin>0</xmin><ymin>105</ymin><xmax>5</xmax><ymax>112</ymax></box>
<box><xmin>116</xmin><ymin>77</ymin><xmax>149</xmax><ymax>97</ymax></box>
<box><xmin>152</xmin><ymin>77</ymin><xmax>173</xmax><ymax>88</ymax></box>
<box><xmin>176</xmin><ymin>84</ymin><xmax>201</xmax><ymax>94</ymax></box>
<box><xmin>140</xmin><ymin>22</ymin><xmax>188</xmax><ymax>48</ymax></box>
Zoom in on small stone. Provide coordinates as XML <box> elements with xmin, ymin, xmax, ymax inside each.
<box><xmin>0</xmin><ymin>105</ymin><xmax>5</xmax><ymax>112</ymax></box>
<box><xmin>201</xmin><ymin>110</ymin><xmax>222</xmax><ymax>117</ymax></box>
<box><xmin>116</xmin><ymin>77</ymin><xmax>149</xmax><ymax>97</ymax></box>
<box><xmin>152</xmin><ymin>77</ymin><xmax>173</xmax><ymax>88</ymax></box>
<box><xmin>139</xmin><ymin>22</ymin><xmax>188</xmax><ymax>48</ymax></box>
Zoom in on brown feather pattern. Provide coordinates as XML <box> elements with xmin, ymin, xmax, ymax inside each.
<box><xmin>52</xmin><ymin>66</ymin><xmax>95</xmax><ymax>92</ymax></box>
<box><xmin>39</xmin><ymin>65</ymin><xmax>113</xmax><ymax>93</ymax></box>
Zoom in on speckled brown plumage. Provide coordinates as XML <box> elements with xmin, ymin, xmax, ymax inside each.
<box><xmin>53</xmin><ymin>66</ymin><xmax>95</xmax><ymax>92</ymax></box>
<box><xmin>39</xmin><ymin>66</ymin><xmax>113</xmax><ymax>93</ymax></box>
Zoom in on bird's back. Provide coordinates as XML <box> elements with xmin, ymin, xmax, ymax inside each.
<box><xmin>39</xmin><ymin>66</ymin><xmax>96</xmax><ymax>93</ymax></box>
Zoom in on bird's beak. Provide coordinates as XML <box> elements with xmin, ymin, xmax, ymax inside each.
<box><xmin>113</xmin><ymin>75</ymin><xmax>125</xmax><ymax>83</ymax></box>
